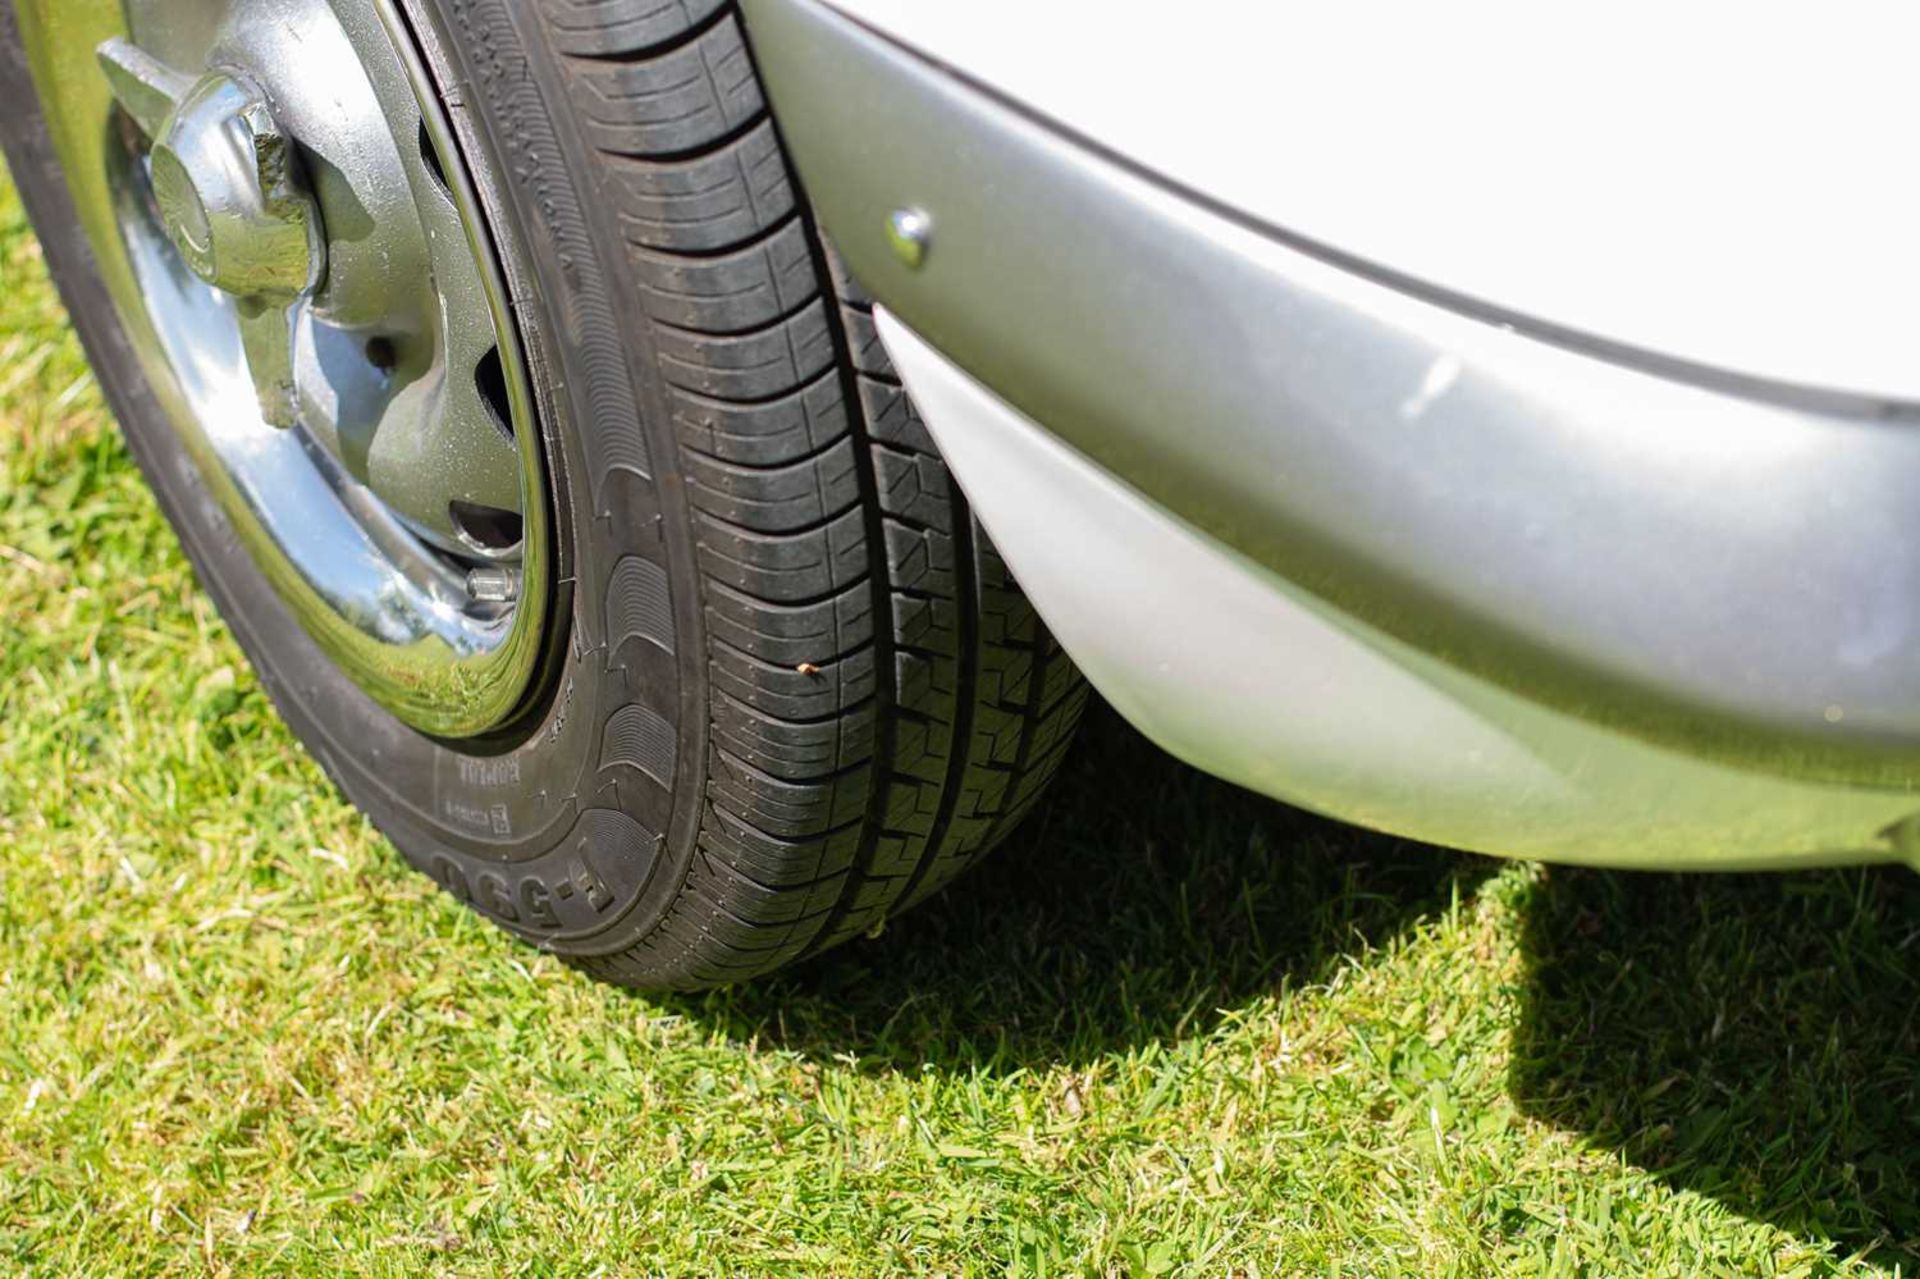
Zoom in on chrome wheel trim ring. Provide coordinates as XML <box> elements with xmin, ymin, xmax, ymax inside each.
<box><xmin>16</xmin><ymin>0</ymin><xmax>551</xmax><ymax>737</ymax></box>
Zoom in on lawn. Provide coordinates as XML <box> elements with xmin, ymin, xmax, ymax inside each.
<box><xmin>2</xmin><ymin>159</ymin><xmax>1918</xmax><ymax>1278</ymax></box>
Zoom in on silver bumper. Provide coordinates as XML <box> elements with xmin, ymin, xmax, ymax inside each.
<box><xmin>745</xmin><ymin>0</ymin><xmax>1920</xmax><ymax>866</ymax></box>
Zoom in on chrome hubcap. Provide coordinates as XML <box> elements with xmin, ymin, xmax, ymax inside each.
<box><xmin>16</xmin><ymin>0</ymin><xmax>550</xmax><ymax>735</ymax></box>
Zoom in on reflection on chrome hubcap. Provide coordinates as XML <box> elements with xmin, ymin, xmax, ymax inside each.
<box><xmin>16</xmin><ymin>0</ymin><xmax>550</xmax><ymax>736</ymax></box>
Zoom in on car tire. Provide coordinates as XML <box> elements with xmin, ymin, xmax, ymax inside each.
<box><xmin>0</xmin><ymin>0</ymin><xmax>1087</xmax><ymax>988</ymax></box>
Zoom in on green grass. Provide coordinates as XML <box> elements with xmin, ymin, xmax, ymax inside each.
<box><xmin>2</xmin><ymin>159</ymin><xmax>1918</xmax><ymax>1279</ymax></box>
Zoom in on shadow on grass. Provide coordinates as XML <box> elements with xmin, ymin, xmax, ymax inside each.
<box><xmin>669</xmin><ymin>699</ymin><xmax>1920</xmax><ymax>1257</ymax></box>
<box><xmin>672</xmin><ymin>702</ymin><xmax>1492</xmax><ymax>1074</ymax></box>
<box><xmin>1508</xmin><ymin>864</ymin><xmax>1920</xmax><ymax>1266</ymax></box>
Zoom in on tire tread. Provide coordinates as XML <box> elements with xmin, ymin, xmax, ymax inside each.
<box><xmin>530</xmin><ymin>0</ymin><xmax>1088</xmax><ymax>987</ymax></box>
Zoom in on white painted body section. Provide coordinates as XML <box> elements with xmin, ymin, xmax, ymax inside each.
<box><xmin>874</xmin><ymin>308</ymin><xmax>1912</xmax><ymax>868</ymax></box>
<box><xmin>833</xmin><ymin>2</ymin><xmax>1920</xmax><ymax>404</ymax></box>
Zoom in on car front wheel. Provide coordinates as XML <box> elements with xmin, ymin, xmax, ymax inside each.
<box><xmin>0</xmin><ymin>0</ymin><xmax>1087</xmax><ymax>988</ymax></box>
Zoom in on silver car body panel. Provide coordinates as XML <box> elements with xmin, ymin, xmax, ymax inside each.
<box><xmin>879</xmin><ymin>311</ymin><xmax>1911</xmax><ymax>869</ymax></box>
<box><xmin>743</xmin><ymin>0</ymin><xmax>1920</xmax><ymax>865</ymax></box>
<box><xmin>811</xmin><ymin>1</ymin><xmax>1920</xmax><ymax>407</ymax></box>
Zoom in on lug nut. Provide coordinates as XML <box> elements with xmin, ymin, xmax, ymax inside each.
<box><xmin>96</xmin><ymin>37</ymin><xmax>325</xmax><ymax>428</ymax></box>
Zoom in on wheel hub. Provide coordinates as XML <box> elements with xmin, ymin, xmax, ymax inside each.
<box><xmin>17</xmin><ymin>0</ymin><xmax>553</xmax><ymax>737</ymax></box>
<box><xmin>99</xmin><ymin>39</ymin><xmax>325</xmax><ymax>426</ymax></box>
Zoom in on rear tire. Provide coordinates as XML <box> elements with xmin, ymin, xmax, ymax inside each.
<box><xmin>1</xmin><ymin>0</ymin><xmax>1087</xmax><ymax>988</ymax></box>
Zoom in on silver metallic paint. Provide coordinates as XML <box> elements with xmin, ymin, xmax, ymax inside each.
<box><xmin>878</xmin><ymin>310</ymin><xmax>1916</xmax><ymax>870</ymax></box>
<box><xmin>744</xmin><ymin>0</ymin><xmax>1920</xmax><ymax>790</ymax></box>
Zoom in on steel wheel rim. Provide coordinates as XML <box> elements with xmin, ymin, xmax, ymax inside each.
<box><xmin>16</xmin><ymin>0</ymin><xmax>551</xmax><ymax>737</ymax></box>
